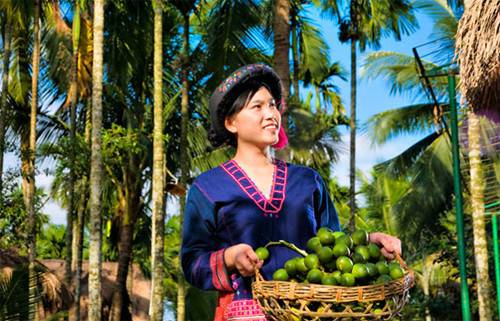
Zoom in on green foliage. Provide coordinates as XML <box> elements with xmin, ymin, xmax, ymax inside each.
<box><xmin>0</xmin><ymin>171</ymin><xmax>48</xmax><ymax>253</ymax></box>
<box><xmin>36</xmin><ymin>224</ymin><xmax>67</xmax><ymax>260</ymax></box>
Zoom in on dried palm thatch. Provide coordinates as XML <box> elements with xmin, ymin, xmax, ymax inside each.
<box><xmin>455</xmin><ymin>0</ymin><xmax>500</xmax><ymax>111</ymax></box>
<box><xmin>0</xmin><ymin>249</ymin><xmax>73</xmax><ymax>315</ymax></box>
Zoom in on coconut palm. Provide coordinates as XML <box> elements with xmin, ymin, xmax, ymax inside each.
<box><xmin>319</xmin><ymin>0</ymin><xmax>418</xmax><ymax>231</ymax></box>
<box><xmin>150</xmin><ymin>0</ymin><xmax>165</xmax><ymax>320</ymax></box>
<box><xmin>88</xmin><ymin>0</ymin><xmax>105</xmax><ymax>320</ymax></box>
<box><xmin>0</xmin><ymin>14</ymin><xmax>12</xmax><ymax>198</ymax></box>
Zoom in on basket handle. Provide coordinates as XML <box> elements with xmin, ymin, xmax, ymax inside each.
<box><xmin>395</xmin><ymin>253</ymin><xmax>409</xmax><ymax>270</ymax></box>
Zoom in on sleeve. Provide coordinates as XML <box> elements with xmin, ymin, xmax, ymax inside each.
<box><xmin>313</xmin><ymin>172</ymin><xmax>341</xmax><ymax>232</ymax></box>
<box><xmin>180</xmin><ymin>182</ymin><xmax>235</xmax><ymax>292</ymax></box>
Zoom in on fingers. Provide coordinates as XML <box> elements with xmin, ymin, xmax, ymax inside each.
<box><xmin>234</xmin><ymin>247</ymin><xmax>262</xmax><ymax>277</ymax></box>
<box><xmin>381</xmin><ymin>247</ymin><xmax>395</xmax><ymax>260</ymax></box>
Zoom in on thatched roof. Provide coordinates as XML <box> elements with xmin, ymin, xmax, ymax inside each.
<box><xmin>0</xmin><ymin>249</ymin><xmax>73</xmax><ymax>313</ymax></box>
<box><xmin>456</xmin><ymin>0</ymin><xmax>500</xmax><ymax>110</ymax></box>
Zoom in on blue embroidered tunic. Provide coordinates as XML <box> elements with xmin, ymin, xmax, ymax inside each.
<box><xmin>181</xmin><ymin>159</ymin><xmax>340</xmax><ymax>320</ymax></box>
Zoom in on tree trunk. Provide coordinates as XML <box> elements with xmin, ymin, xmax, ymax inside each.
<box><xmin>349</xmin><ymin>38</ymin><xmax>357</xmax><ymax>232</ymax></box>
<box><xmin>273</xmin><ymin>0</ymin><xmax>290</xmax><ymax>101</ymax></box>
<box><xmin>177</xmin><ymin>12</ymin><xmax>190</xmax><ymax>321</ymax></box>
<box><xmin>0</xmin><ymin>20</ymin><xmax>12</xmax><ymax>198</ymax></box>
<box><xmin>66</xmin><ymin>0</ymin><xmax>81</xmax><ymax>287</ymax></box>
<box><xmin>28</xmin><ymin>2</ymin><xmax>41</xmax><ymax>320</ymax></box>
<box><xmin>290</xmin><ymin>9</ymin><xmax>299</xmax><ymax>99</ymax></box>
<box><xmin>468</xmin><ymin>110</ymin><xmax>492</xmax><ymax>321</ymax></box>
<box><xmin>88</xmin><ymin>0</ymin><xmax>105</xmax><ymax>319</ymax></box>
<box><xmin>150</xmin><ymin>1</ymin><xmax>165</xmax><ymax>320</ymax></box>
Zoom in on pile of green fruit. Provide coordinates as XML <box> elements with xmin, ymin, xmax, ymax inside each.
<box><xmin>255</xmin><ymin>228</ymin><xmax>406</xmax><ymax>286</ymax></box>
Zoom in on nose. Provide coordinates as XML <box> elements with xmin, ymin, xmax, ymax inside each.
<box><xmin>263</xmin><ymin>103</ymin><xmax>279</xmax><ymax>121</ymax></box>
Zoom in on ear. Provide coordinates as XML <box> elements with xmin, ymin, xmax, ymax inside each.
<box><xmin>224</xmin><ymin>117</ymin><xmax>237</xmax><ymax>134</ymax></box>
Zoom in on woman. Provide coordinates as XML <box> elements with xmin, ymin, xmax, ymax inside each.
<box><xmin>180</xmin><ymin>63</ymin><xmax>400</xmax><ymax>321</ymax></box>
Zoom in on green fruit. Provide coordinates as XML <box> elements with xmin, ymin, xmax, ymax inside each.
<box><xmin>324</xmin><ymin>260</ymin><xmax>337</xmax><ymax>272</ymax></box>
<box><xmin>352</xmin><ymin>252</ymin><xmax>366</xmax><ymax>264</ymax></box>
<box><xmin>332</xmin><ymin>270</ymin><xmax>342</xmax><ymax>284</ymax></box>
<box><xmin>273</xmin><ymin>269</ymin><xmax>289</xmax><ymax>281</ymax></box>
<box><xmin>336</xmin><ymin>256</ymin><xmax>354</xmax><ymax>273</ymax></box>
<box><xmin>332</xmin><ymin>231</ymin><xmax>346</xmax><ymax>240</ymax></box>
<box><xmin>376</xmin><ymin>261</ymin><xmax>389</xmax><ymax>275</ymax></box>
<box><xmin>354</xmin><ymin>245</ymin><xmax>371</xmax><ymax>262</ymax></box>
<box><xmin>352</xmin><ymin>263</ymin><xmax>368</xmax><ymax>279</ymax></box>
<box><xmin>341</xmin><ymin>273</ymin><xmax>356</xmax><ymax>286</ymax></box>
<box><xmin>389</xmin><ymin>266</ymin><xmax>405</xmax><ymax>280</ymax></box>
<box><xmin>255</xmin><ymin>247</ymin><xmax>269</xmax><ymax>261</ymax></box>
<box><xmin>333</xmin><ymin>243</ymin><xmax>351</xmax><ymax>258</ymax></box>
<box><xmin>317</xmin><ymin>228</ymin><xmax>335</xmax><ymax>245</ymax></box>
<box><xmin>305</xmin><ymin>254</ymin><xmax>320</xmax><ymax>269</ymax></box>
<box><xmin>365</xmin><ymin>263</ymin><xmax>378</xmax><ymax>277</ymax></box>
<box><xmin>307</xmin><ymin>268</ymin><xmax>323</xmax><ymax>284</ymax></box>
<box><xmin>295</xmin><ymin>258</ymin><xmax>309</xmax><ymax>273</ymax></box>
<box><xmin>336</xmin><ymin>235</ymin><xmax>353</xmax><ymax>249</ymax></box>
<box><xmin>374</xmin><ymin>308</ymin><xmax>384</xmax><ymax>314</ymax></box>
<box><xmin>389</xmin><ymin>261</ymin><xmax>401</xmax><ymax>269</ymax></box>
<box><xmin>321</xmin><ymin>273</ymin><xmax>337</xmax><ymax>285</ymax></box>
<box><xmin>352</xmin><ymin>229</ymin><xmax>369</xmax><ymax>246</ymax></box>
<box><xmin>376</xmin><ymin>274</ymin><xmax>392</xmax><ymax>284</ymax></box>
<box><xmin>284</xmin><ymin>259</ymin><xmax>297</xmax><ymax>276</ymax></box>
<box><xmin>367</xmin><ymin>243</ymin><xmax>381</xmax><ymax>260</ymax></box>
<box><xmin>317</xmin><ymin>247</ymin><xmax>334</xmax><ymax>264</ymax></box>
<box><xmin>306</xmin><ymin>237</ymin><xmax>322</xmax><ymax>253</ymax></box>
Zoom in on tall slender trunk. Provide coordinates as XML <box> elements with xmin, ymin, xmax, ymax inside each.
<box><xmin>349</xmin><ymin>37</ymin><xmax>356</xmax><ymax>232</ymax></box>
<box><xmin>177</xmin><ymin>12</ymin><xmax>190</xmax><ymax>321</ymax></box>
<box><xmin>273</xmin><ymin>0</ymin><xmax>290</xmax><ymax>101</ymax></box>
<box><xmin>0</xmin><ymin>21</ymin><xmax>12</xmax><ymax>198</ymax></box>
<box><xmin>66</xmin><ymin>0</ymin><xmax>81</xmax><ymax>287</ymax></box>
<box><xmin>88</xmin><ymin>0</ymin><xmax>105</xmax><ymax>319</ymax></box>
<box><xmin>468</xmin><ymin>110</ymin><xmax>492</xmax><ymax>321</ymax></box>
<box><xmin>28</xmin><ymin>2</ymin><xmax>41</xmax><ymax>320</ymax></box>
<box><xmin>291</xmin><ymin>10</ymin><xmax>299</xmax><ymax>98</ymax></box>
<box><xmin>150</xmin><ymin>1</ymin><xmax>165</xmax><ymax>320</ymax></box>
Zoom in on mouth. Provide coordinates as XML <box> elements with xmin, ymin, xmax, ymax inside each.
<box><xmin>263</xmin><ymin>123</ymin><xmax>279</xmax><ymax>130</ymax></box>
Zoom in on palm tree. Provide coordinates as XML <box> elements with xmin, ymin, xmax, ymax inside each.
<box><xmin>320</xmin><ymin>0</ymin><xmax>418</xmax><ymax>231</ymax></box>
<box><xmin>150</xmin><ymin>0</ymin><xmax>165</xmax><ymax>320</ymax></box>
<box><xmin>0</xmin><ymin>15</ymin><xmax>12</xmax><ymax>198</ymax></box>
<box><xmin>273</xmin><ymin>0</ymin><xmax>291</xmax><ymax>101</ymax></box>
<box><xmin>27</xmin><ymin>1</ymin><xmax>41</xmax><ymax>320</ymax></box>
<box><xmin>88</xmin><ymin>0</ymin><xmax>105</xmax><ymax>320</ymax></box>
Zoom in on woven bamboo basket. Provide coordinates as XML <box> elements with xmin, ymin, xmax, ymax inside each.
<box><xmin>252</xmin><ymin>255</ymin><xmax>414</xmax><ymax>321</ymax></box>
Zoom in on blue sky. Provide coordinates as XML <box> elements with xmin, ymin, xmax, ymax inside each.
<box><xmin>5</xmin><ymin>5</ymin><xmax>438</xmax><ymax>225</ymax></box>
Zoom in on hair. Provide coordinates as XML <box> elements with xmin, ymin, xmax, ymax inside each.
<box><xmin>208</xmin><ymin>80</ymin><xmax>279</xmax><ymax>148</ymax></box>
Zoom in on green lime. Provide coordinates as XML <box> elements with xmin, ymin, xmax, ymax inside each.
<box><xmin>365</xmin><ymin>263</ymin><xmax>378</xmax><ymax>277</ymax></box>
<box><xmin>295</xmin><ymin>257</ymin><xmax>309</xmax><ymax>273</ymax></box>
<box><xmin>332</xmin><ymin>243</ymin><xmax>350</xmax><ymax>258</ymax></box>
<box><xmin>307</xmin><ymin>268</ymin><xmax>323</xmax><ymax>284</ymax></box>
<box><xmin>341</xmin><ymin>273</ymin><xmax>356</xmax><ymax>286</ymax></box>
<box><xmin>305</xmin><ymin>254</ymin><xmax>320</xmax><ymax>269</ymax></box>
<box><xmin>331</xmin><ymin>270</ymin><xmax>342</xmax><ymax>284</ymax></box>
<box><xmin>374</xmin><ymin>308</ymin><xmax>383</xmax><ymax>314</ymax></box>
<box><xmin>352</xmin><ymin>229</ymin><xmax>369</xmax><ymax>246</ymax></box>
<box><xmin>352</xmin><ymin>263</ymin><xmax>368</xmax><ymax>279</ymax></box>
<box><xmin>273</xmin><ymin>268</ymin><xmax>289</xmax><ymax>281</ymax></box>
<box><xmin>354</xmin><ymin>245</ymin><xmax>370</xmax><ymax>262</ymax></box>
<box><xmin>352</xmin><ymin>252</ymin><xmax>366</xmax><ymax>264</ymax></box>
<box><xmin>336</xmin><ymin>256</ymin><xmax>354</xmax><ymax>273</ymax></box>
<box><xmin>284</xmin><ymin>259</ymin><xmax>297</xmax><ymax>276</ymax></box>
<box><xmin>336</xmin><ymin>235</ymin><xmax>353</xmax><ymax>249</ymax></box>
<box><xmin>376</xmin><ymin>261</ymin><xmax>389</xmax><ymax>275</ymax></box>
<box><xmin>317</xmin><ymin>247</ymin><xmax>334</xmax><ymax>264</ymax></box>
<box><xmin>367</xmin><ymin>243</ymin><xmax>381</xmax><ymax>260</ymax></box>
<box><xmin>324</xmin><ymin>260</ymin><xmax>337</xmax><ymax>272</ymax></box>
<box><xmin>389</xmin><ymin>266</ymin><xmax>405</xmax><ymax>280</ymax></box>
<box><xmin>332</xmin><ymin>231</ymin><xmax>346</xmax><ymax>240</ymax></box>
<box><xmin>255</xmin><ymin>247</ymin><xmax>269</xmax><ymax>261</ymax></box>
<box><xmin>376</xmin><ymin>274</ymin><xmax>392</xmax><ymax>284</ymax></box>
<box><xmin>389</xmin><ymin>261</ymin><xmax>401</xmax><ymax>269</ymax></box>
<box><xmin>321</xmin><ymin>273</ymin><xmax>337</xmax><ymax>285</ymax></box>
<box><xmin>306</xmin><ymin>237</ymin><xmax>322</xmax><ymax>253</ymax></box>
<box><xmin>317</xmin><ymin>228</ymin><xmax>335</xmax><ymax>245</ymax></box>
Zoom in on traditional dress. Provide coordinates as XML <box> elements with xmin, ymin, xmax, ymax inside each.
<box><xmin>181</xmin><ymin>159</ymin><xmax>341</xmax><ymax>321</ymax></box>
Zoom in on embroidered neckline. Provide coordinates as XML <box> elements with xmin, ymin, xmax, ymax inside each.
<box><xmin>221</xmin><ymin>159</ymin><xmax>287</xmax><ymax>216</ymax></box>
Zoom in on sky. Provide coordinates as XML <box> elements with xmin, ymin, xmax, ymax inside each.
<box><xmin>3</xmin><ymin>5</ymin><xmax>438</xmax><ymax>226</ymax></box>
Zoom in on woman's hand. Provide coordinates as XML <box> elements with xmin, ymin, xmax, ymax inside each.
<box><xmin>223</xmin><ymin>243</ymin><xmax>263</xmax><ymax>277</ymax></box>
<box><xmin>369</xmin><ymin>232</ymin><xmax>402</xmax><ymax>260</ymax></box>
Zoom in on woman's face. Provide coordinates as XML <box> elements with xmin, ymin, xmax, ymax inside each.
<box><xmin>224</xmin><ymin>86</ymin><xmax>281</xmax><ymax>149</ymax></box>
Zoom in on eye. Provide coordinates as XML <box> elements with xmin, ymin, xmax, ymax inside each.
<box><xmin>252</xmin><ymin>104</ymin><xmax>262</xmax><ymax>109</ymax></box>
